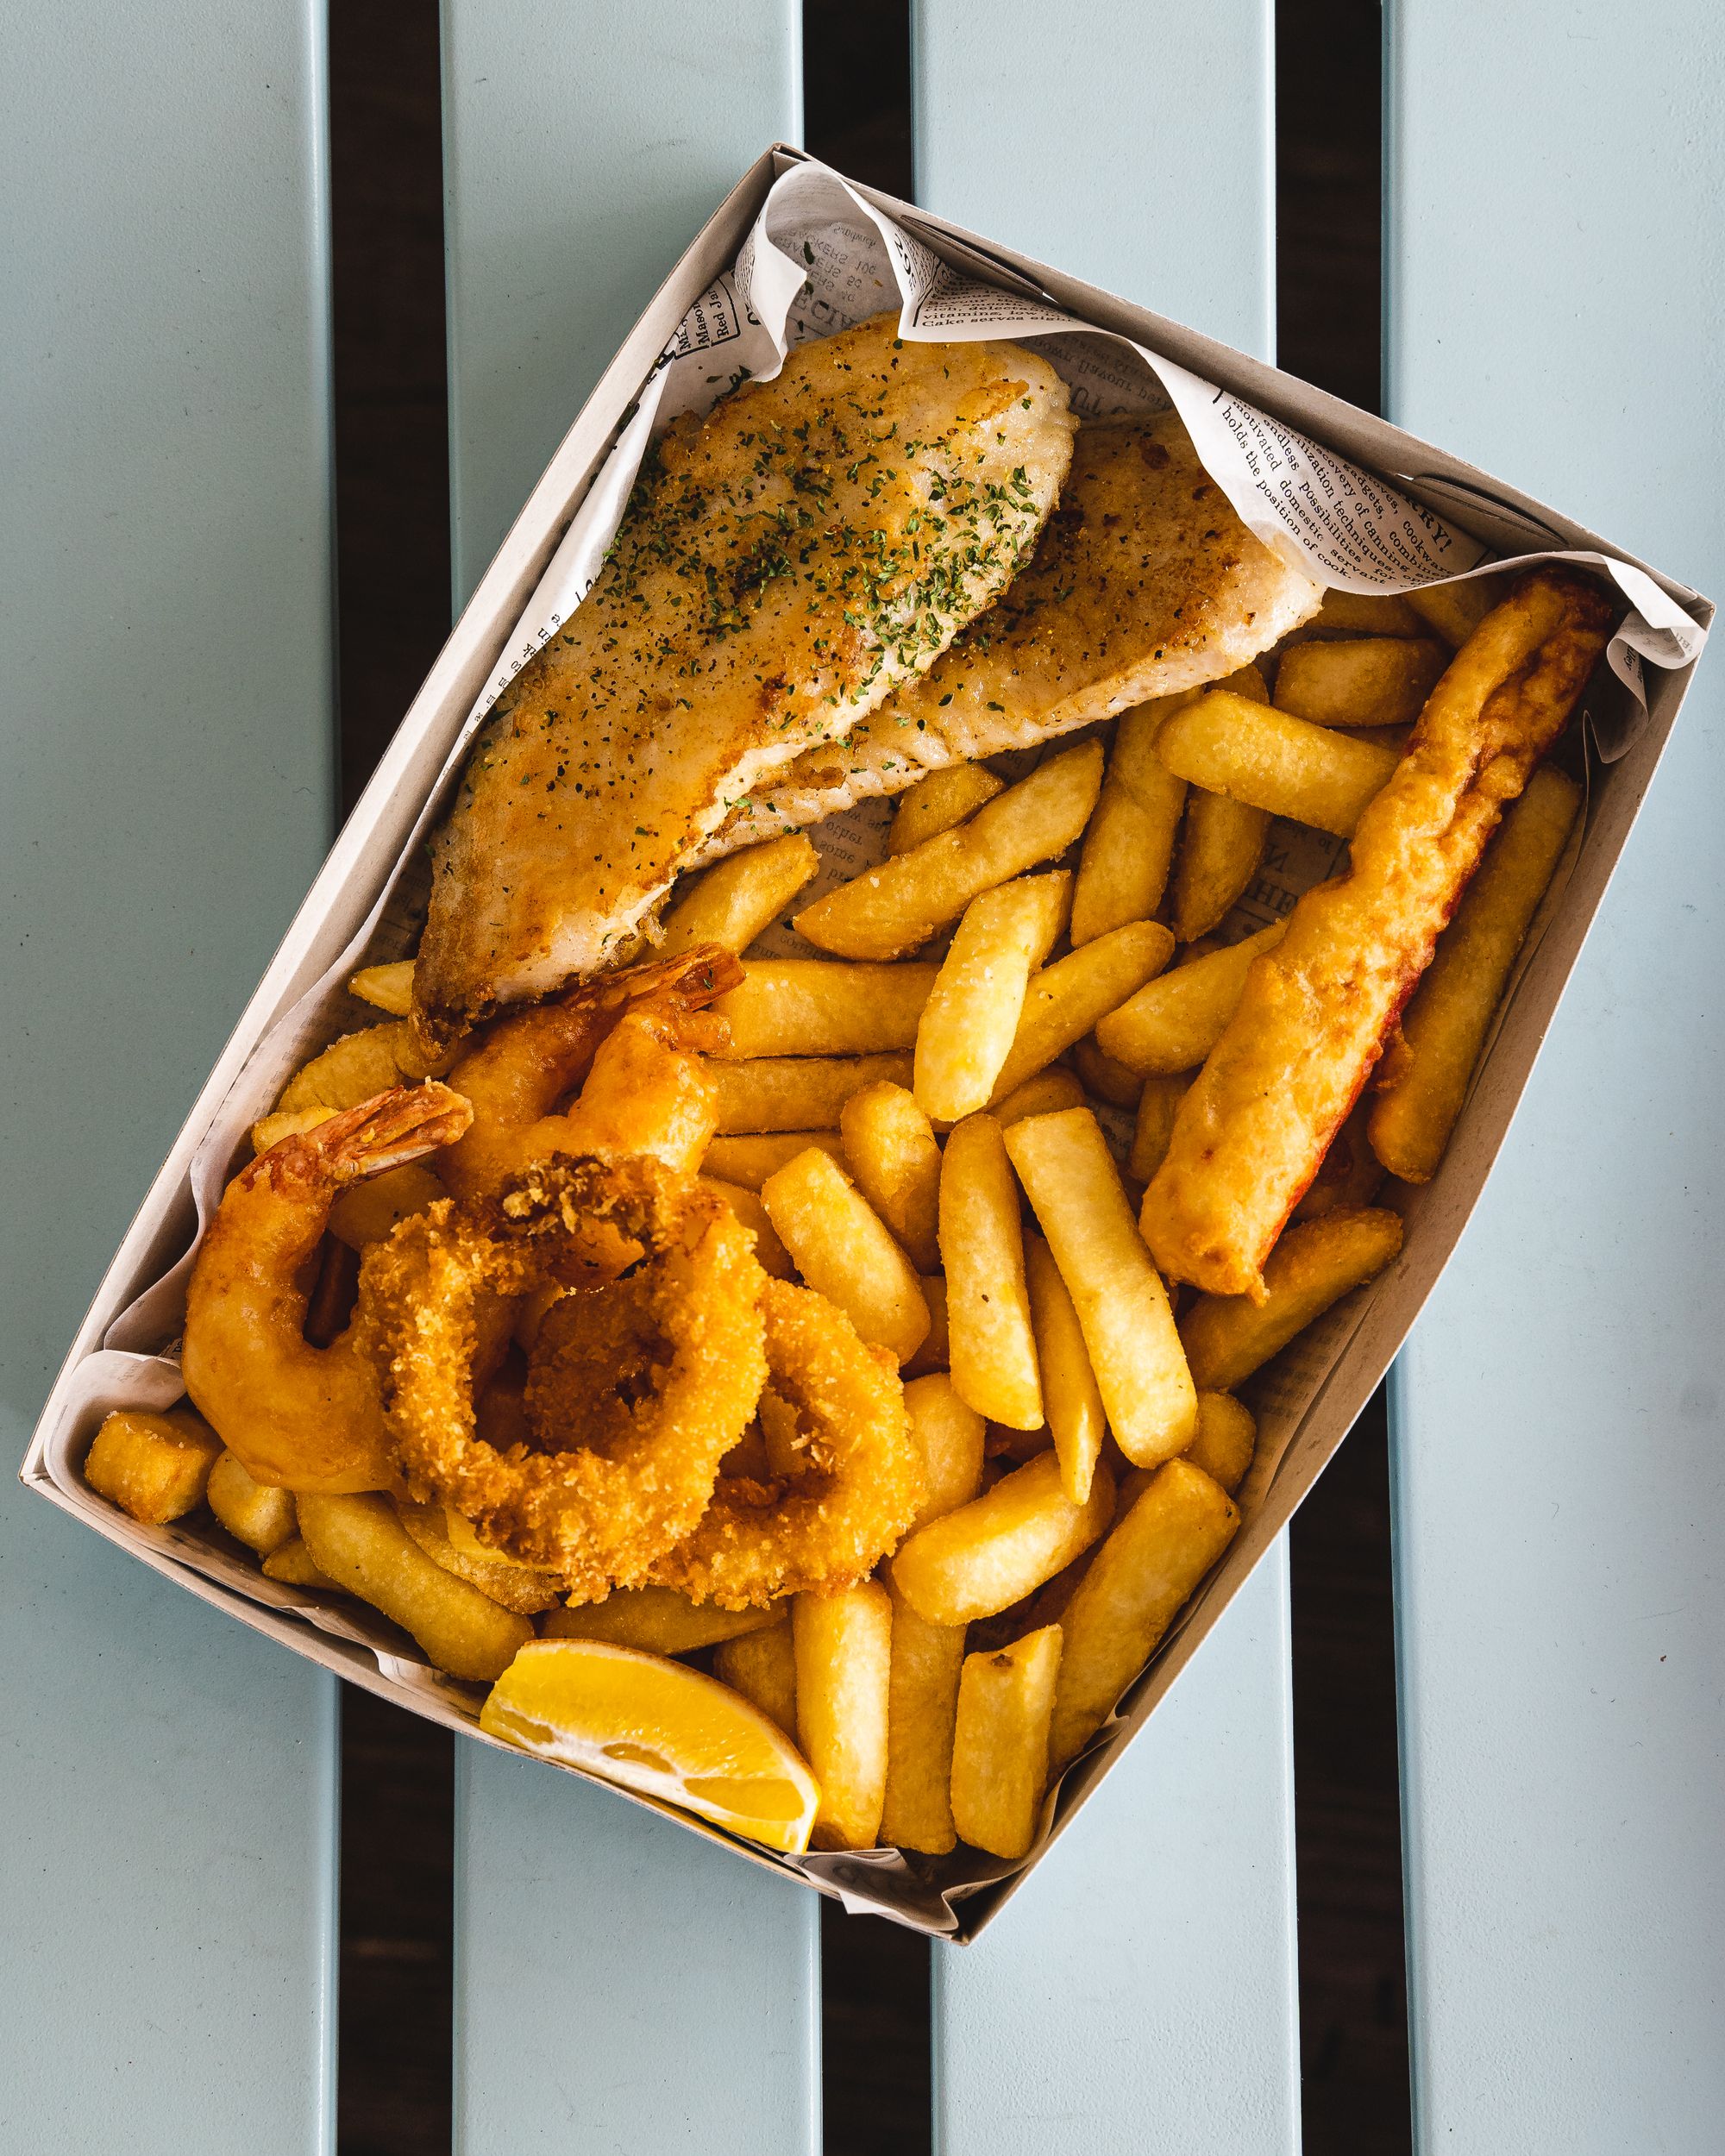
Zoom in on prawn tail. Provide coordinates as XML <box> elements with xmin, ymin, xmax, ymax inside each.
<box><xmin>308</xmin><ymin>1081</ymin><xmax>474</xmax><ymax>1186</ymax></box>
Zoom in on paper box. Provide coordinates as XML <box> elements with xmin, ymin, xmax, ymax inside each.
<box><xmin>22</xmin><ymin>149</ymin><xmax>1710</xmax><ymax>1940</ymax></box>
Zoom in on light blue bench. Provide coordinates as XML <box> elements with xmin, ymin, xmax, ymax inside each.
<box><xmin>3</xmin><ymin>3</ymin><xmax>1718</xmax><ymax>2149</ymax></box>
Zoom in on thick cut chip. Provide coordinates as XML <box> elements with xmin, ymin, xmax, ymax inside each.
<box><xmin>1368</xmin><ymin>764</ymin><xmax>1581</xmax><ymax>1182</ymax></box>
<box><xmin>950</xmin><ymin>1624</ymin><xmax>1064</xmax><ymax>1860</ymax></box>
<box><xmin>914</xmin><ymin>873</ymin><xmax>1071</xmax><ymax>1123</ymax></box>
<box><xmin>794</xmin><ymin>743</ymin><xmax>1102</xmax><ymax>962</ymax></box>
<box><xmin>702</xmin><ymin>415</ymin><xmax>1323</xmax><ymax>856</ymax></box>
<box><xmin>711</xmin><ymin>961</ymin><xmax>937</xmax><ymax>1057</ymax></box>
<box><xmin>714</xmin><ymin>1620</ymin><xmax>799</xmax><ymax>1740</ymax></box>
<box><xmin>1005</xmin><ymin>1107</ymin><xmax>1197</xmax><ymax>1467</ymax></box>
<box><xmin>893</xmin><ymin>1451</ymin><xmax>1114</xmax><ymax>1626</ymax></box>
<box><xmin>761</xmin><ymin>1147</ymin><xmax>931</xmax><ymax>1364</ymax></box>
<box><xmin>794</xmin><ymin>1582</ymin><xmax>893</xmax><ymax>1852</ymax></box>
<box><xmin>1047</xmin><ymin>1459</ymin><xmax>1239</xmax><ymax>1772</ymax></box>
<box><xmin>1177</xmin><ymin>1206</ymin><xmax>1403</xmax><ymax>1390</ymax></box>
<box><xmin>710</xmin><ymin>1052</ymin><xmax>913</xmax><ymax>1133</ymax></box>
<box><xmin>1096</xmin><ymin>921</ymin><xmax>1287</xmax><ymax>1077</ymax></box>
<box><xmin>413</xmin><ymin>317</ymin><xmax>1075</xmax><ymax>1046</ymax></box>
<box><xmin>656</xmin><ymin>834</ymin><xmax>820</xmax><ymax>958</ymax></box>
<box><xmin>940</xmin><ymin>1113</ymin><xmax>1042</xmax><ymax>1429</ymax></box>
<box><xmin>882</xmin><ymin>1578</ymin><xmax>968</xmax><ymax>1855</ymax></box>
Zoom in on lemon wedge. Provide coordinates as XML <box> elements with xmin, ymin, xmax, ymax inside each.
<box><xmin>480</xmin><ymin>1639</ymin><xmax>820</xmax><ymax>1854</ymax></box>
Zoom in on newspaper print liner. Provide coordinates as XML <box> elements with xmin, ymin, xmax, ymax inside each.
<box><xmin>62</xmin><ymin>158</ymin><xmax>1707</xmax><ymax>1931</ymax></box>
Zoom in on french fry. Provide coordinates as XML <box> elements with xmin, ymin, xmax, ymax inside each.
<box><xmin>987</xmin><ymin>920</ymin><xmax>1175</xmax><ymax>1104</ymax></box>
<box><xmin>1157</xmin><ymin>691</ymin><xmax>1402</xmax><ymax>837</ymax></box>
<box><xmin>1129</xmin><ymin>1072</ymin><xmax>1190</xmax><ymax>1182</ymax></box>
<box><xmin>1070</xmin><ymin>1037</ymin><xmax>1144</xmax><ymax>1109</ymax></box>
<box><xmin>1171</xmin><ymin>787</ymin><xmax>1270</xmax><ymax>943</ymax></box>
<box><xmin>1095</xmin><ymin>920</ymin><xmax>1288</xmax><ymax>1076</ymax></box>
<box><xmin>710</xmin><ymin>1052</ymin><xmax>913</xmax><ymax>1133</ymax></box>
<box><xmin>1273</xmin><ymin>636</ymin><xmax>1448</xmax><ymax>728</ymax></box>
<box><xmin>395</xmin><ymin>1501</ymin><xmax>568</xmax><ymax>1615</ymax></box>
<box><xmin>714</xmin><ymin>1620</ymin><xmax>799</xmax><ymax>1739</ymax></box>
<box><xmin>701</xmin><ymin>1130</ymin><xmax>844</xmax><ymax>1188</ymax></box>
<box><xmin>347</xmin><ymin>959</ymin><xmax>416</xmax><ymax>1015</ymax></box>
<box><xmin>1406</xmin><ymin>572</ymin><xmax>1508</xmax><ymax>648</ymax></box>
<box><xmin>913</xmin><ymin>873</ymin><xmax>1071</xmax><ymax>1121</ymax></box>
<box><xmin>939</xmin><ymin>1113</ymin><xmax>1042</xmax><ymax>1428</ymax></box>
<box><xmin>657</xmin><ymin>832</ymin><xmax>820</xmax><ymax>956</ymax></box>
<box><xmin>1182</xmin><ymin>1391</ymin><xmax>1257</xmax><ymax>1494</ymax></box>
<box><xmin>328</xmin><ymin>1161</ymin><xmax>447</xmax><ymax>1250</ymax></box>
<box><xmin>1143</xmin><ymin>569</ymin><xmax>1612</xmax><ymax>1296</ymax></box>
<box><xmin>296</xmin><ymin>1493</ymin><xmax>533</xmax><ymax>1682</ymax></box>
<box><xmin>1178</xmin><ymin>1206</ymin><xmax>1404</xmax><ymax>1390</ymax></box>
<box><xmin>1025</xmin><ymin>1235</ymin><xmax>1107</xmax><ymax>1504</ymax></box>
<box><xmin>902</xmin><ymin>1272</ymin><xmax>950</xmax><ymax>1376</ymax></box>
<box><xmin>992</xmin><ymin>1068</ymin><xmax>1086</xmax><ymax>1126</ymax></box>
<box><xmin>794</xmin><ymin>742</ymin><xmax>1104</xmax><ymax>960</ymax></box>
<box><xmin>761</xmin><ymin>1148</ymin><xmax>930</xmax><ymax>1363</ymax></box>
<box><xmin>840</xmin><ymin>1080</ymin><xmax>944</xmax><ymax>1273</ymax></box>
<box><xmin>1047</xmin><ymin>1458</ymin><xmax>1239</xmax><ymax>1772</ymax></box>
<box><xmin>84</xmin><ymin>1407</ymin><xmax>222</xmax><ymax>1526</ymax></box>
<box><xmin>950</xmin><ymin>1624</ymin><xmax>1063</xmax><ymax>1859</ymax></box>
<box><xmin>206</xmin><ymin>1449</ymin><xmax>298</xmax><ymax>1557</ymax></box>
<box><xmin>1290</xmin><ymin>1098</ymin><xmax>1383</xmax><ymax>1222</ymax></box>
<box><xmin>1305</xmin><ymin>590</ymin><xmax>1428</xmax><ymax>637</ymax></box>
<box><xmin>543</xmin><ymin>1586</ymin><xmax>781</xmax><ymax>1653</ymax></box>
<box><xmin>1004</xmin><ymin>1108</ymin><xmax>1197</xmax><ymax>1465</ymax></box>
<box><xmin>903</xmin><ymin>1374</ymin><xmax>988</xmax><ymax>1530</ymax></box>
<box><xmin>261</xmin><ymin>1536</ymin><xmax>340</xmax><ymax>1590</ymax></box>
<box><xmin>278</xmin><ymin>1020</ymin><xmax>450</xmax><ymax>1110</ymax></box>
<box><xmin>699</xmin><ymin>1175</ymin><xmax>795</xmax><ymax>1278</ymax></box>
<box><xmin>1370</xmin><ymin>764</ymin><xmax>1581</xmax><ymax>1181</ymax></box>
<box><xmin>882</xmin><ymin>1579</ymin><xmax>968</xmax><ymax>1854</ymax></box>
<box><xmin>252</xmin><ymin>1106</ymin><xmax>337</xmax><ymax>1153</ymax></box>
<box><xmin>888</xmin><ymin>762</ymin><xmax>1005</xmax><ymax>855</ymax></box>
<box><xmin>794</xmin><ymin>1580</ymin><xmax>893</xmax><ymax>1850</ymax></box>
<box><xmin>893</xmin><ymin>1451</ymin><xmax>1114</xmax><ymax>1626</ymax></box>
<box><xmin>712</xmin><ymin>960</ymin><xmax>938</xmax><ymax>1056</ymax></box>
<box><xmin>1069</xmin><ymin>699</ymin><xmax>1188</xmax><ymax>943</ymax></box>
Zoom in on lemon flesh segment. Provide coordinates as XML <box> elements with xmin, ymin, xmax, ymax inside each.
<box><xmin>480</xmin><ymin>1639</ymin><xmax>820</xmax><ymax>1854</ymax></box>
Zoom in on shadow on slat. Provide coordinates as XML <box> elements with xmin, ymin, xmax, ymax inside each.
<box><xmin>329</xmin><ymin>6</ymin><xmax>456</xmax><ymax>2153</ymax></box>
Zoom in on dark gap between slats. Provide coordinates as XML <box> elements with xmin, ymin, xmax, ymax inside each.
<box><xmin>1278</xmin><ymin>5</ymin><xmax>1414</xmax><ymax>2151</ymax></box>
<box><xmin>804</xmin><ymin>5</ymin><xmax>933</xmax><ymax>2153</ymax></box>
<box><xmin>329</xmin><ymin>6</ymin><xmax>455</xmax><ymax>2153</ymax></box>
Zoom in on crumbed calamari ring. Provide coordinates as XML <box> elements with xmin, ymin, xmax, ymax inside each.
<box><xmin>647</xmin><ymin>1277</ymin><xmax>925</xmax><ymax>1610</ymax></box>
<box><xmin>369</xmin><ymin>1157</ymin><xmax>768</xmax><ymax>1597</ymax></box>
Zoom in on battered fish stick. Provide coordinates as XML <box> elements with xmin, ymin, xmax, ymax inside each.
<box><xmin>1139</xmin><ymin>568</ymin><xmax>1615</xmax><ymax>1298</ymax></box>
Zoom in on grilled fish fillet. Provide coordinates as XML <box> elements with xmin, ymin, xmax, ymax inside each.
<box><xmin>412</xmin><ymin>315</ymin><xmax>1076</xmax><ymax>1049</ymax></box>
<box><xmin>695</xmin><ymin>412</ymin><xmax>1324</xmax><ymax>862</ymax></box>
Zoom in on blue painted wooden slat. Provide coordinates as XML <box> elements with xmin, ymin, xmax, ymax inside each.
<box><xmin>439</xmin><ymin>8</ymin><xmax>821</xmax><ymax>2150</ymax></box>
<box><xmin>913</xmin><ymin>7</ymin><xmax>1299</xmax><ymax>2148</ymax></box>
<box><xmin>1385</xmin><ymin>6</ymin><xmax>1725</xmax><ymax>2150</ymax></box>
<box><xmin>0</xmin><ymin>3</ymin><xmax>340</xmax><ymax>2149</ymax></box>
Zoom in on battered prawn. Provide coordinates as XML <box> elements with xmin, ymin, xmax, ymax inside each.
<box><xmin>182</xmin><ymin>1083</ymin><xmax>473</xmax><ymax>1492</ymax></box>
<box><xmin>647</xmin><ymin>1277</ymin><xmax>925</xmax><ymax>1609</ymax></box>
<box><xmin>370</xmin><ymin>1156</ymin><xmax>768</xmax><ymax>1598</ymax></box>
<box><xmin>438</xmin><ymin>944</ymin><xmax>741</xmax><ymax>1207</ymax></box>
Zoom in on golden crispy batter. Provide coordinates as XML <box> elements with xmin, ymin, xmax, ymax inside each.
<box><xmin>646</xmin><ymin>1277</ymin><xmax>924</xmax><ymax>1610</ymax></box>
<box><xmin>413</xmin><ymin>317</ymin><xmax>1076</xmax><ymax>1047</ymax></box>
<box><xmin>440</xmin><ymin>945</ymin><xmax>740</xmax><ymax>1206</ymax></box>
<box><xmin>1140</xmin><ymin>567</ymin><xmax>1615</xmax><ymax>1297</ymax></box>
<box><xmin>182</xmin><ymin>1084</ymin><xmax>472</xmax><ymax>1493</ymax></box>
<box><xmin>699</xmin><ymin>414</ymin><xmax>1323</xmax><ymax>857</ymax></box>
<box><xmin>371</xmin><ymin>1160</ymin><xmax>767</xmax><ymax>1597</ymax></box>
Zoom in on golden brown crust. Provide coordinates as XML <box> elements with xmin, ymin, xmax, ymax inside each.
<box><xmin>1139</xmin><ymin>567</ymin><xmax>1615</xmax><ymax>1298</ymax></box>
<box><xmin>412</xmin><ymin>317</ymin><xmax>1076</xmax><ymax>1048</ymax></box>
<box><xmin>645</xmin><ymin>1277</ymin><xmax>924</xmax><ymax>1609</ymax></box>
<box><xmin>697</xmin><ymin>413</ymin><xmax>1324</xmax><ymax>857</ymax></box>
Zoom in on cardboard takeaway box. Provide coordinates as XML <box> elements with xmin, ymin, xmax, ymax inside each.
<box><xmin>22</xmin><ymin>147</ymin><xmax>1712</xmax><ymax>1941</ymax></box>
